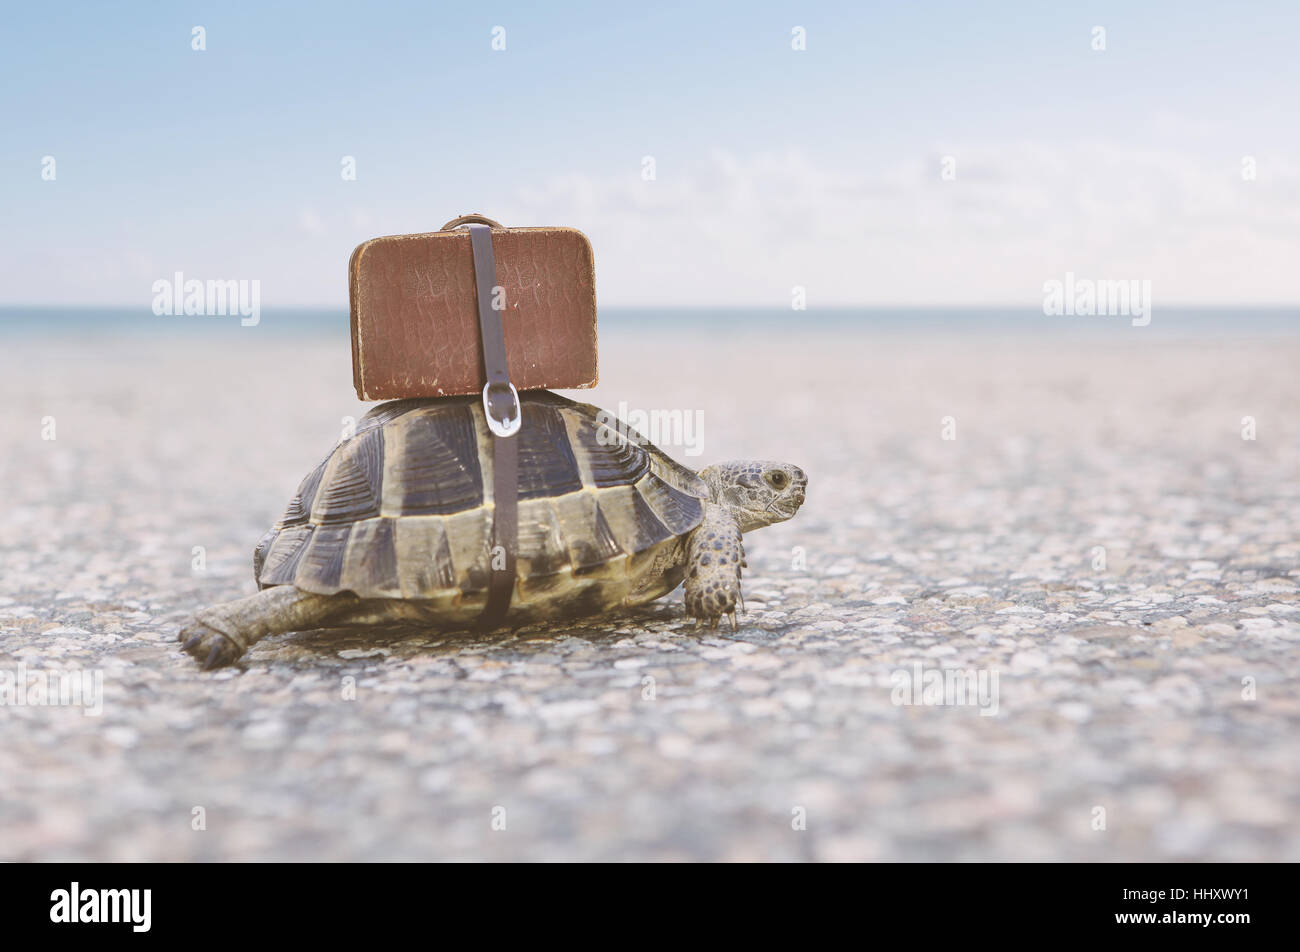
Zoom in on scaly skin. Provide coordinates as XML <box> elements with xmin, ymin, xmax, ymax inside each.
<box><xmin>180</xmin><ymin>588</ymin><xmax>354</xmax><ymax>670</ymax></box>
<box><xmin>683</xmin><ymin>461</ymin><xmax>808</xmax><ymax>629</ymax></box>
<box><xmin>683</xmin><ymin>502</ymin><xmax>745</xmax><ymax>630</ymax></box>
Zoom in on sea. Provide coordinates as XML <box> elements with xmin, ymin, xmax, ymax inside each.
<box><xmin>2</xmin><ymin>306</ymin><xmax>1298</xmax><ymax>342</ymax></box>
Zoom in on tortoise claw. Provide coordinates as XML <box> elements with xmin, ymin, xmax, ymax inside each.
<box><xmin>179</xmin><ymin>617</ymin><xmax>244</xmax><ymax>670</ymax></box>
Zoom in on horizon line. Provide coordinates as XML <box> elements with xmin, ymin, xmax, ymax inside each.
<box><xmin>2</xmin><ymin>303</ymin><xmax>1298</xmax><ymax>313</ymax></box>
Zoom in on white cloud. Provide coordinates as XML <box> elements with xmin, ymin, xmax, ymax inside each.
<box><xmin>505</xmin><ymin>144</ymin><xmax>1300</xmax><ymax>306</ymax></box>
<box><xmin>6</xmin><ymin>145</ymin><xmax>1295</xmax><ymax>310</ymax></box>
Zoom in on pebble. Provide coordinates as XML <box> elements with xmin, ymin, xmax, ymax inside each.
<box><xmin>2</xmin><ymin>332</ymin><xmax>1297</xmax><ymax>862</ymax></box>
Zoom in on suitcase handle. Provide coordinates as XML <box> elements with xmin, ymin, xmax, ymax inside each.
<box><xmin>441</xmin><ymin>213</ymin><xmax>503</xmax><ymax>231</ymax></box>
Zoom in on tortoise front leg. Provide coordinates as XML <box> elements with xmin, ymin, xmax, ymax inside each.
<box><xmin>683</xmin><ymin>503</ymin><xmax>745</xmax><ymax>631</ymax></box>
<box><xmin>179</xmin><ymin>587</ymin><xmax>355</xmax><ymax>670</ymax></box>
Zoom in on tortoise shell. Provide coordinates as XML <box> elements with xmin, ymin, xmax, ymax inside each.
<box><xmin>252</xmin><ymin>392</ymin><xmax>708</xmax><ymax>610</ymax></box>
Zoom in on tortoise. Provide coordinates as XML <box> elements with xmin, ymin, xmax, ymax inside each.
<box><xmin>180</xmin><ymin>391</ymin><xmax>807</xmax><ymax>669</ymax></box>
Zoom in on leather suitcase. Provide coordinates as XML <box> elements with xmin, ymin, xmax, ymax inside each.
<box><xmin>349</xmin><ymin>214</ymin><xmax>598</xmax><ymax>401</ymax></box>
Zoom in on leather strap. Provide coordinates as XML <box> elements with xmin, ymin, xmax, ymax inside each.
<box><xmin>481</xmin><ymin>424</ymin><xmax>518</xmax><ymax>629</ymax></box>
<box><xmin>465</xmin><ymin>222</ymin><xmax>519</xmax><ymax>630</ymax></box>
<box><xmin>469</xmin><ymin>225</ymin><xmax>517</xmax><ymax>427</ymax></box>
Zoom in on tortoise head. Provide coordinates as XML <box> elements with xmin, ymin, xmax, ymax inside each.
<box><xmin>698</xmin><ymin>461</ymin><xmax>808</xmax><ymax>532</ymax></box>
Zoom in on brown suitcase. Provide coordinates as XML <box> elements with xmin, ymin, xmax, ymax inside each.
<box><xmin>348</xmin><ymin>214</ymin><xmax>598</xmax><ymax>401</ymax></box>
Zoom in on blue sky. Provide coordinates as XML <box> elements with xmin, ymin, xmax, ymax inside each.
<box><xmin>2</xmin><ymin>1</ymin><xmax>1298</xmax><ymax>307</ymax></box>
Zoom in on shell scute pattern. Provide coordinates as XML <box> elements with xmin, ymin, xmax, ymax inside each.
<box><xmin>279</xmin><ymin>456</ymin><xmax>328</xmax><ymax>527</ymax></box>
<box><xmin>551</xmin><ymin>491</ymin><xmax>622</xmax><ymax>573</ymax></box>
<box><xmin>568</xmin><ymin>413</ymin><xmax>649</xmax><ymax>487</ymax></box>
<box><xmin>311</xmin><ymin>427</ymin><xmax>385</xmax><ymax>525</ymax></box>
<box><xmin>253</xmin><ymin>392</ymin><xmax>708</xmax><ymax>601</ymax></box>
<box><xmin>382</xmin><ymin>403</ymin><xmax>482</xmax><ymax>516</ymax></box>
<box><xmin>391</xmin><ymin>515</ymin><xmax>457</xmax><ymax>597</ymax></box>
<box><xmin>516</xmin><ymin>402</ymin><xmax>584</xmax><ymax>499</ymax></box>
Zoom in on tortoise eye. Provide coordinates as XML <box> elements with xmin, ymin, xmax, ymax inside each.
<box><xmin>766</xmin><ymin>470</ymin><xmax>788</xmax><ymax>490</ymax></box>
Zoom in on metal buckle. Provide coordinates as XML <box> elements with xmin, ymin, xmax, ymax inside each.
<box><xmin>482</xmin><ymin>381</ymin><xmax>521</xmax><ymax>438</ymax></box>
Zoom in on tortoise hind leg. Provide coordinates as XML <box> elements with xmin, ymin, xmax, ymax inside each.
<box><xmin>179</xmin><ymin>587</ymin><xmax>355</xmax><ymax>670</ymax></box>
